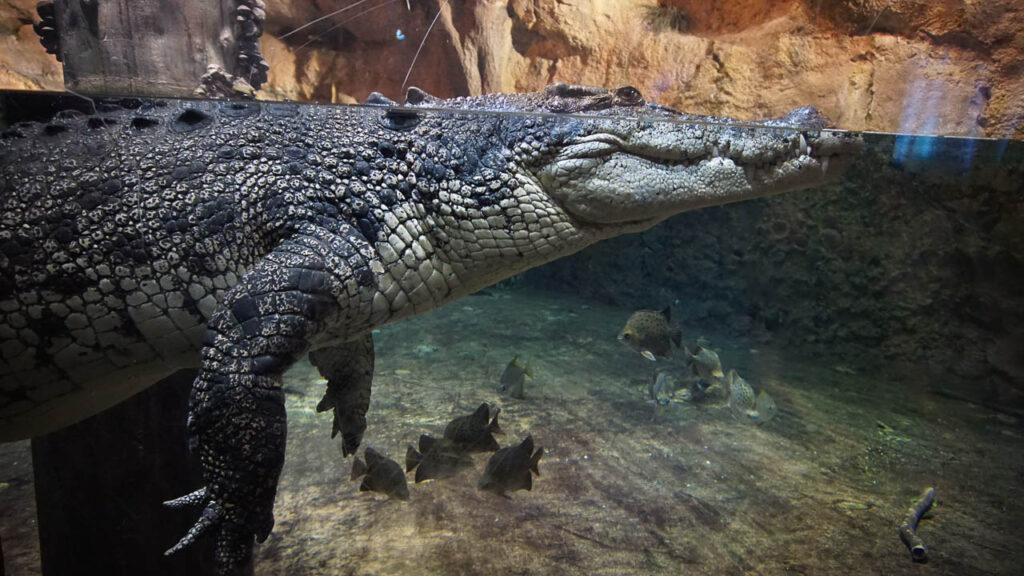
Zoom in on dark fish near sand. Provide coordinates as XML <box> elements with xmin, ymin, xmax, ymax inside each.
<box><xmin>444</xmin><ymin>403</ymin><xmax>502</xmax><ymax>453</ymax></box>
<box><xmin>618</xmin><ymin>307</ymin><xmax>682</xmax><ymax>361</ymax></box>
<box><xmin>478</xmin><ymin>436</ymin><xmax>543</xmax><ymax>496</ymax></box>
<box><xmin>688</xmin><ymin>345</ymin><xmax>725</xmax><ymax>381</ymax></box>
<box><xmin>405</xmin><ymin>434</ymin><xmax>473</xmax><ymax>483</ymax></box>
<box><xmin>350</xmin><ymin>447</ymin><xmax>409</xmax><ymax>501</ymax></box>
<box><xmin>497</xmin><ymin>356</ymin><xmax>532</xmax><ymax>399</ymax></box>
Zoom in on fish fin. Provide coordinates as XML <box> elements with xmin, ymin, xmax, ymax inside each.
<box><xmin>483</xmin><ymin>436</ymin><xmax>500</xmax><ymax>452</ymax></box>
<box><xmin>524</xmin><ymin>362</ymin><xmax>533</xmax><ymax>379</ymax></box>
<box><xmin>530</xmin><ymin>447</ymin><xmax>543</xmax><ymax>476</ymax></box>
<box><xmin>660</xmin><ymin>306</ymin><xmax>671</xmax><ymax>321</ymax></box>
<box><xmin>419</xmin><ymin>434</ymin><xmax>438</xmax><ymax>453</ymax></box>
<box><xmin>472</xmin><ymin>403</ymin><xmax>489</xmax><ymax>421</ymax></box>
<box><xmin>671</xmin><ymin>328</ymin><xmax>683</xmax><ymax>349</ymax></box>
<box><xmin>351</xmin><ymin>457</ymin><xmax>367</xmax><ymax>481</ymax></box>
<box><xmin>359</xmin><ymin>478</ymin><xmax>373</xmax><ymax>492</ymax></box>
<box><xmin>364</xmin><ymin>446</ymin><xmax>382</xmax><ymax>467</ymax></box>
<box><xmin>414</xmin><ymin>463</ymin><xmax>430</xmax><ymax>483</ymax></box>
<box><xmin>520</xmin><ymin>435</ymin><xmax>534</xmax><ymax>454</ymax></box>
<box><xmin>523</xmin><ymin>472</ymin><xmax>533</xmax><ymax>491</ymax></box>
<box><xmin>405</xmin><ymin>445</ymin><xmax>422</xmax><ymax>472</ymax></box>
<box><xmin>641</xmin><ymin>350</ymin><xmax>657</xmax><ymax>362</ymax></box>
<box><xmin>488</xmin><ymin>409</ymin><xmax>502</xmax><ymax>435</ymax></box>
<box><xmin>415</xmin><ymin>459</ymin><xmax>440</xmax><ymax>483</ymax></box>
<box><xmin>712</xmin><ymin>368</ymin><xmax>725</xmax><ymax>378</ymax></box>
<box><xmin>725</xmin><ymin>369</ymin><xmax>736</xmax><ymax>386</ymax></box>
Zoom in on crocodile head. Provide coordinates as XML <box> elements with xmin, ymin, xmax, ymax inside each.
<box><xmin>375</xmin><ymin>82</ymin><xmax>861</xmax><ymax>289</ymax></box>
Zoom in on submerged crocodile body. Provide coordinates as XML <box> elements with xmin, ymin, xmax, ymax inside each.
<box><xmin>0</xmin><ymin>83</ymin><xmax>861</xmax><ymax>573</ymax></box>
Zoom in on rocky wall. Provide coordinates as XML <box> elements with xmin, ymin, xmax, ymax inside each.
<box><xmin>2</xmin><ymin>1</ymin><xmax>1021</xmax><ymax>136</ymax></box>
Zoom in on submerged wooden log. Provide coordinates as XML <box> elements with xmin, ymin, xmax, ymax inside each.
<box><xmin>35</xmin><ymin>0</ymin><xmax>267</xmax><ymax>97</ymax></box>
<box><xmin>30</xmin><ymin>369</ymin><xmax>234</xmax><ymax>576</ymax></box>
<box><xmin>898</xmin><ymin>486</ymin><xmax>936</xmax><ymax>562</ymax></box>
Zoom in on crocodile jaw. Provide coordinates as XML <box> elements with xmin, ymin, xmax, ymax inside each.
<box><xmin>537</xmin><ymin>115</ymin><xmax>861</xmax><ymax>227</ymax></box>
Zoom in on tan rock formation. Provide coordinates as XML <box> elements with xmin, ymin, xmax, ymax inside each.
<box><xmin>0</xmin><ymin>0</ymin><xmax>1021</xmax><ymax>135</ymax></box>
<box><xmin>0</xmin><ymin>0</ymin><xmax>62</xmax><ymax>91</ymax></box>
<box><xmin>258</xmin><ymin>0</ymin><xmax>1022</xmax><ymax>137</ymax></box>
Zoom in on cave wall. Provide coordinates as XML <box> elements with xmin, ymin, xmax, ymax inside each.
<box><xmin>2</xmin><ymin>1</ymin><xmax>1021</xmax><ymax>136</ymax></box>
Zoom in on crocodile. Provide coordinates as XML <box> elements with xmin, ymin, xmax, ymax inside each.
<box><xmin>0</xmin><ymin>83</ymin><xmax>861</xmax><ymax>573</ymax></box>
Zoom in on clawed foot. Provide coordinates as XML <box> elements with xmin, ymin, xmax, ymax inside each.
<box><xmin>309</xmin><ymin>337</ymin><xmax>374</xmax><ymax>457</ymax></box>
<box><xmin>316</xmin><ymin>385</ymin><xmax>364</xmax><ymax>456</ymax></box>
<box><xmin>167</xmin><ymin>376</ymin><xmax>287</xmax><ymax>575</ymax></box>
<box><xmin>164</xmin><ymin>483</ymin><xmax>272</xmax><ymax>575</ymax></box>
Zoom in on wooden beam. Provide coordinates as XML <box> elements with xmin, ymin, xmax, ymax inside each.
<box><xmin>30</xmin><ymin>369</ymin><xmax>234</xmax><ymax>576</ymax></box>
<box><xmin>40</xmin><ymin>0</ymin><xmax>267</xmax><ymax>97</ymax></box>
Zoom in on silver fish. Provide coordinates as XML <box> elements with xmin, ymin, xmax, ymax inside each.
<box><xmin>497</xmin><ymin>356</ymin><xmax>532</xmax><ymax>399</ymax></box>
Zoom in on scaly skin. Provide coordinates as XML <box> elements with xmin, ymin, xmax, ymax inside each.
<box><xmin>0</xmin><ymin>83</ymin><xmax>861</xmax><ymax>573</ymax></box>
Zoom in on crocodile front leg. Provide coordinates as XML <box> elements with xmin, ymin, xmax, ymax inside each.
<box><xmin>309</xmin><ymin>334</ymin><xmax>374</xmax><ymax>456</ymax></box>
<box><xmin>164</xmin><ymin>223</ymin><xmax>376</xmax><ymax>574</ymax></box>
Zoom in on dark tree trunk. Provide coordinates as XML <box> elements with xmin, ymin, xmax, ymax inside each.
<box><xmin>30</xmin><ymin>369</ymin><xmax>230</xmax><ymax>576</ymax></box>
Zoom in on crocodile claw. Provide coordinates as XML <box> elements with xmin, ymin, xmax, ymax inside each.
<box><xmin>165</xmin><ymin>484</ymin><xmax>272</xmax><ymax>574</ymax></box>
<box><xmin>163</xmin><ymin>486</ymin><xmax>208</xmax><ymax>508</ymax></box>
<box><xmin>164</xmin><ymin>498</ymin><xmax>224</xmax><ymax>556</ymax></box>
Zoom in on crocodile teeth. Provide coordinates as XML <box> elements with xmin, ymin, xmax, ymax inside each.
<box><xmin>798</xmin><ymin>133</ymin><xmax>809</xmax><ymax>156</ymax></box>
<box><xmin>821</xmin><ymin>156</ymin><xmax>830</xmax><ymax>174</ymax></box>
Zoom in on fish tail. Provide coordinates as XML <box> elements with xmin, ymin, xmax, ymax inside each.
<box><xmin>405</xmin><ymin>445</ymin><xmax>422</xmax><ymax>472</ymax></box>
<box><xmin>351</xmin><ymin>457</ymin><xmax>367</xmax><ymax>480</ymax></box>
<box><xmin>530</xmin><ymin>447</ymin><xmax>544</xmax><ymax>477</ymax></box>
<box><xmin>488</xmin><ymin>408</ymin><xmax>502</xmax><ymax>435</ymax></box>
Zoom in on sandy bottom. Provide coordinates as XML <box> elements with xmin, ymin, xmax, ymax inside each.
<box><xmin>2</xmin><ymin>288</ymin><xmax>1022</xmax><ymax>575</ymax></box>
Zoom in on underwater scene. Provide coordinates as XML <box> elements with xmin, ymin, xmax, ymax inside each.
<box><xmin>0</xmin><ymin>96</ymin><xmax>1020</xmax><ymax>574</ymax></box>
<box><xmin>0</xmin><ymin>0</ymin><xmax>1023</xmax><ymax>575</ymax></box>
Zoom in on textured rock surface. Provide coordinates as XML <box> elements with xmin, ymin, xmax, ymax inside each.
<box><xmin>262</xmin><ymin>0</ymin><xmax>1024</xmax><ymax>137</ymax></box>
<box><xmin>2</xmin><ymin>0</ymin><xmax>1021</xmax><ymax>136</ymax></box>
<box><xmin>0</xmin><ymin>0</ymin><xmax>61</xmax><ymax>91</ymax></box>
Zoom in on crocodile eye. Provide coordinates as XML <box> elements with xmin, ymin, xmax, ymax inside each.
<box><xmin>615</xmin><ymin>85</ymin><xmax>642</xmax><ymax>104</ymax></box>
<box><xmin>379</xmin><ymin>109</ymin><xmax>421</xmax><ymax>131</ymax></box>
